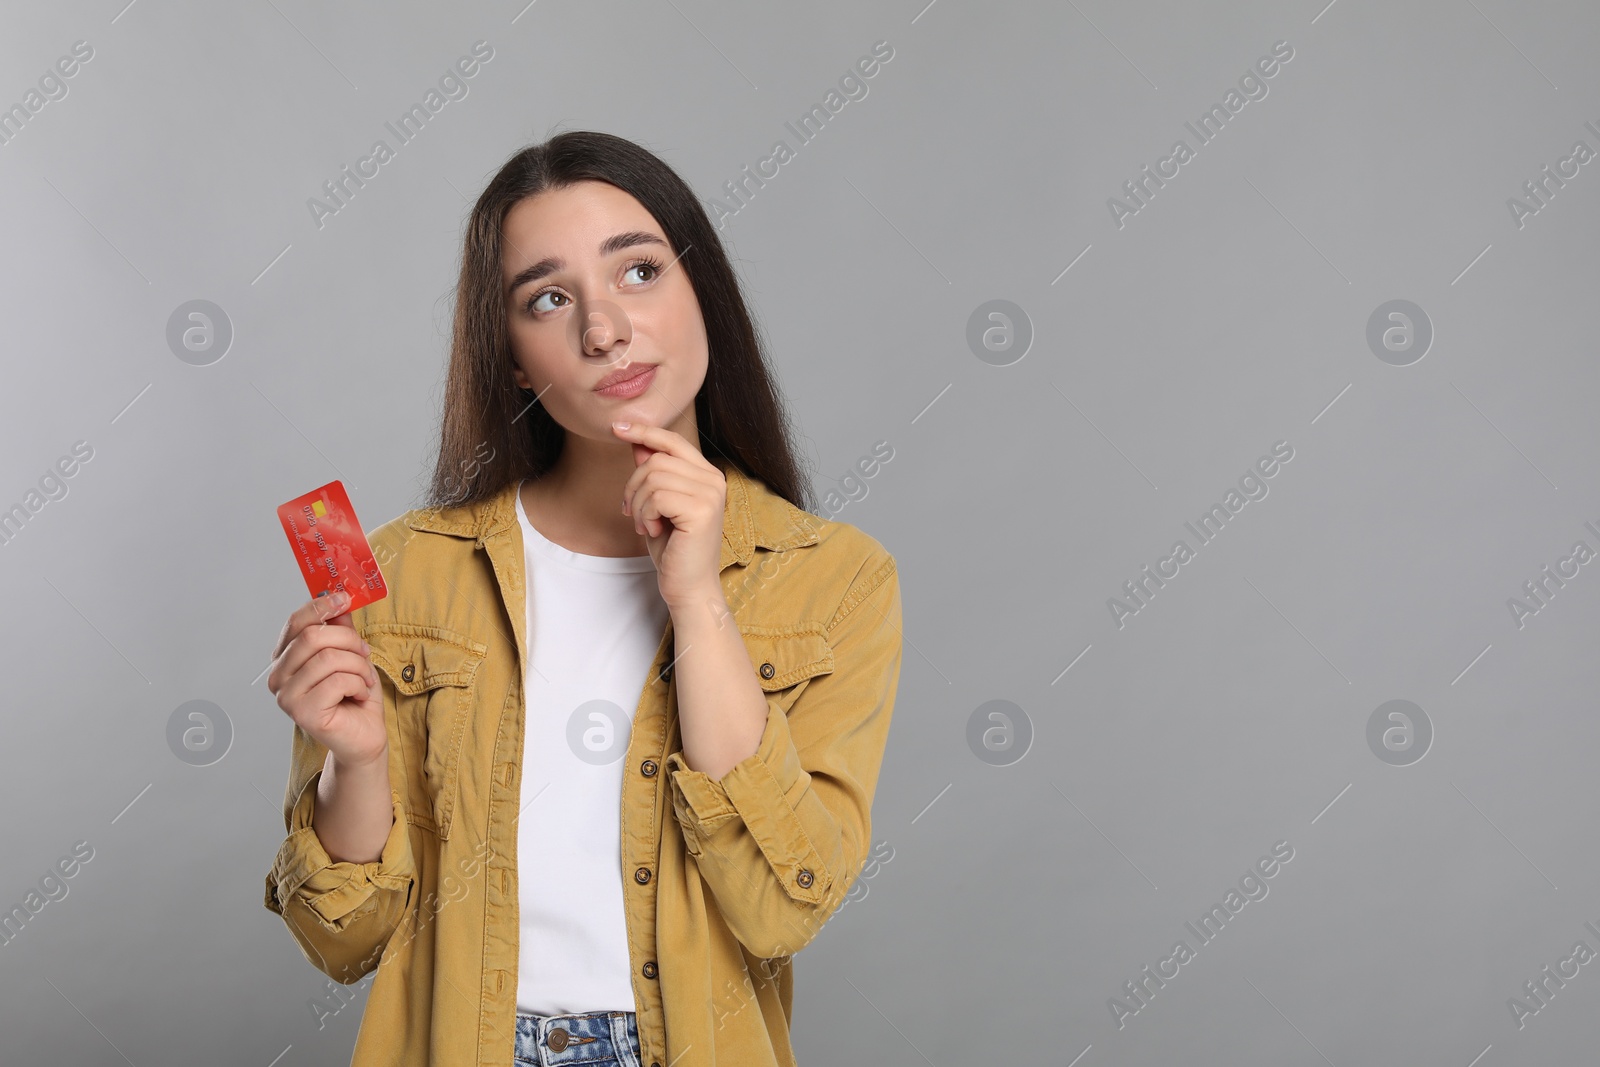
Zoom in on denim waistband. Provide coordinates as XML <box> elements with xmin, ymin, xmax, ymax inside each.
<box><xmin>513</xmin><ymin>1009</ymin><xmax>640</xmax><ymax>1067</ymax></box>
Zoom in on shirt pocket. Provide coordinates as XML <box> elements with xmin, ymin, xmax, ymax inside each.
<box><xmin>739</xmin><ymin>623</ymin><xmax>834</xmax><ymax>710</ymax></box>
<box><xmin>363</xmin><ymin>623</ymin><xmax>488</xmax><ymax>842</ymax></box>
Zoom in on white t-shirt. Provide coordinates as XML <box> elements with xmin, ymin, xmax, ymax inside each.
<box><xmin>513</xmin><ymin>480</ymin><xmax>670</xmax><ymax>1016</ymax></box>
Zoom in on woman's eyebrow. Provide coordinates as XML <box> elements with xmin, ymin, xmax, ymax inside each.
<box><xmin>505</xmin><ymin>231</ymin><xmax>670</xmax><ymax>293</ymax></box>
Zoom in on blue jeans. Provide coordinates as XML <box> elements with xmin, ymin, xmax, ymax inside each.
<box><xmin>513</xmin><ymin>1009</ymin><xmax>642</xmax><ymax>1067</ymax></box>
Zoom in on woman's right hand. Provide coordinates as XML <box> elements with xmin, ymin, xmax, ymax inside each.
<box><xmin>267</xmin><ymin>591</ymin><xmax>388</xmax><ymax>768</ymax></box>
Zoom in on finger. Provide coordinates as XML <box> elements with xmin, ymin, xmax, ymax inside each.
<box><xmin>315</xmin><ymin>598</ymin><xmax>357</xmax><ymax>630</ymax></box>
<box><xmin>626</xmin><ymin>471</ymin><xmax>700</xmax><ymax>537</ymax></box>
<box><xmin>633</xmin><ymin>476</ymin><xmax>694</xmax><ymax>526</ymax></box>
<box><xmin>279</xmin><ymin>650</ymin><xmax>377</xmax><ymax>723</ymax></box>
<box><xmin>610</xmin><ymin>421</ymin><xmax>705</xmax><ymax>467</ymax></box>
<box><xmin>643</xmin><ymin>473</ymin><xmax>720</xmax><ymax>537</ymax></box>
<box><xmin>648</xmin><ymin>512</ymin><xmax>669</xmax><ymax>539</ymax></box>
<box><xmin>286</xmin><ymin>659</ymin><xmax>371</xmax><ymax>713</ymax></box>
<box><xmin>285</xmin><ymin>645</ymin><xmax>376</xmax><ymax>702</ymax></box>
<box><xmin>620</xmin><ymin>454</ymin><xmax>716</xmax><ymax>519</ymax></box>
<box><xmin>275</xmin><ymin>598</ymin><xmax>340</xmax><ymax>662</ymax></box>
<box><xmin>270</xmin><ymin>616</ymin><xmax>369</xmax><ymax>694</ymax></box>
<box><xmin>293</xmin><ymin>670</ymin><xmax>376</xmax><ymax>733</ymax></box>
<box><xmin>641</xmin><ymin>485</ymin><xmax>703</xmax><ymax>539</ymax></box>
<box><xmin>275</xmin><ymin>593</ymin><xmax>354</xmax><ymax>660</ymax></box>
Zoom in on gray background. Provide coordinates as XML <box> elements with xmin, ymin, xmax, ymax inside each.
<box><xmin>1</xmin><ymin>0</ymin><xmax>1596</xmax><ymax>1063</ymax></box>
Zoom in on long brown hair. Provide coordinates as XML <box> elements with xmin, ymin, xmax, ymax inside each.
<box><xmin>420</xmin><ymin>129</ymin><xmax>812</xmax><ymax>514</ymax></box>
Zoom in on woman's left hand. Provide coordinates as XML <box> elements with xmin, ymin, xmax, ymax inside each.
<box><xmin>613</xmin><ymin>421</ymin><xmax>727</xmax><ymax>610</ymax></box>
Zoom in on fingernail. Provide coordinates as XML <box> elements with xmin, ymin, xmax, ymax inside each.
<box><xmin>613</xmin><ymin>421</ymin><xmax>630</xmax><ymax>430</ymax></box>
<box><xmin>360</xmin><ymin>640</ymin><xmax>370</xmax><ymax>654</ymax></box>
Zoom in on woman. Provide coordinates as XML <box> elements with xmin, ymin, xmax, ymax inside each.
<box><xmin>264</xmin><ymin>130</ymin><xmax>904</xmax><ymax>1067</ymax></box>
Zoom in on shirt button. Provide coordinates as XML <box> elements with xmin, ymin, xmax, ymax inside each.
<box><xmin>659</xmin><ymin>663</ymin><xmax>673</xmax><ymax>683</ymax></box>
<box><xmin>796</xmin><ymin>869</ymin><xmax>814</xmax><ymax>888</ymax></box>
<box><xmin>634</xmin><ymin>866</ymin><xmax>651</xmax><ymax>885</ymax></box>
<box><xmin>401</xmin><ymin>664</ymin><xmax>416</xmax><ymax>683</ymax></box>
<box><xmin>642</xmin><ymin>961</ymin><xmax>658</xmax><ymax>979</ymax></box>
<box><xmin>640</xmin><ymin>759</ymin><xmax>658</xmax><ymax>777</ymax></box>
<box><xmin>759</xmin><ymin>662</ymin><xmax>775</xmax><ymax>679</ymax></box>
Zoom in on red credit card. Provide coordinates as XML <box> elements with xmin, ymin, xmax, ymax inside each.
<box><xmin>276</xmin><ymin>479</ymin><xmax>388</xmax><ymax>612</ymax></box>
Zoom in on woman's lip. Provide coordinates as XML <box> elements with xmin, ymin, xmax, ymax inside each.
<box><xmin>594</xmin><ymin>364</ymin><xmax>656</xmax><ymax>397</ymax></box>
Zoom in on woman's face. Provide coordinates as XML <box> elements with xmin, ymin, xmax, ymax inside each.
<box><xmin>502</xmin><ymin>179</ymin><xmax>708</xmax><ymax>442</ymax></box>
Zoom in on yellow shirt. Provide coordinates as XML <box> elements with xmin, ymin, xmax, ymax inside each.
<box><xmin>263</xmin><ymin>455</ymin><xmax>903</xmax><ymax>1066</ymax></box>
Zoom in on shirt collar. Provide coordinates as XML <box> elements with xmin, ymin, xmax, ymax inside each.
<box><xmin>404</xmin><ymin>454</ymin><xmax>819</xmax><ymax>568</ymax></box>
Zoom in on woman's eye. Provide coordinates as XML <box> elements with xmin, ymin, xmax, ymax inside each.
<box><xmin>624</xmin><ymin>261</ymin><xmax>658</xmax><ymax>285</ymax></box>
<box><xmin>527</xmin><ymin>290</ymin><xmax>566</xmax><ymax>314</ymax></box>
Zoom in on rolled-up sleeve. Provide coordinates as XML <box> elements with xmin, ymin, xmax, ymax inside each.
<box><xmin>263</xmin><ymin>724</ymin><xmax>417</xmax><ymax>985</ymax></box>
<box><xmin>665</xmin><ymin>552</ymin><xmax>902</xmax><ymax>959</ymax></box>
